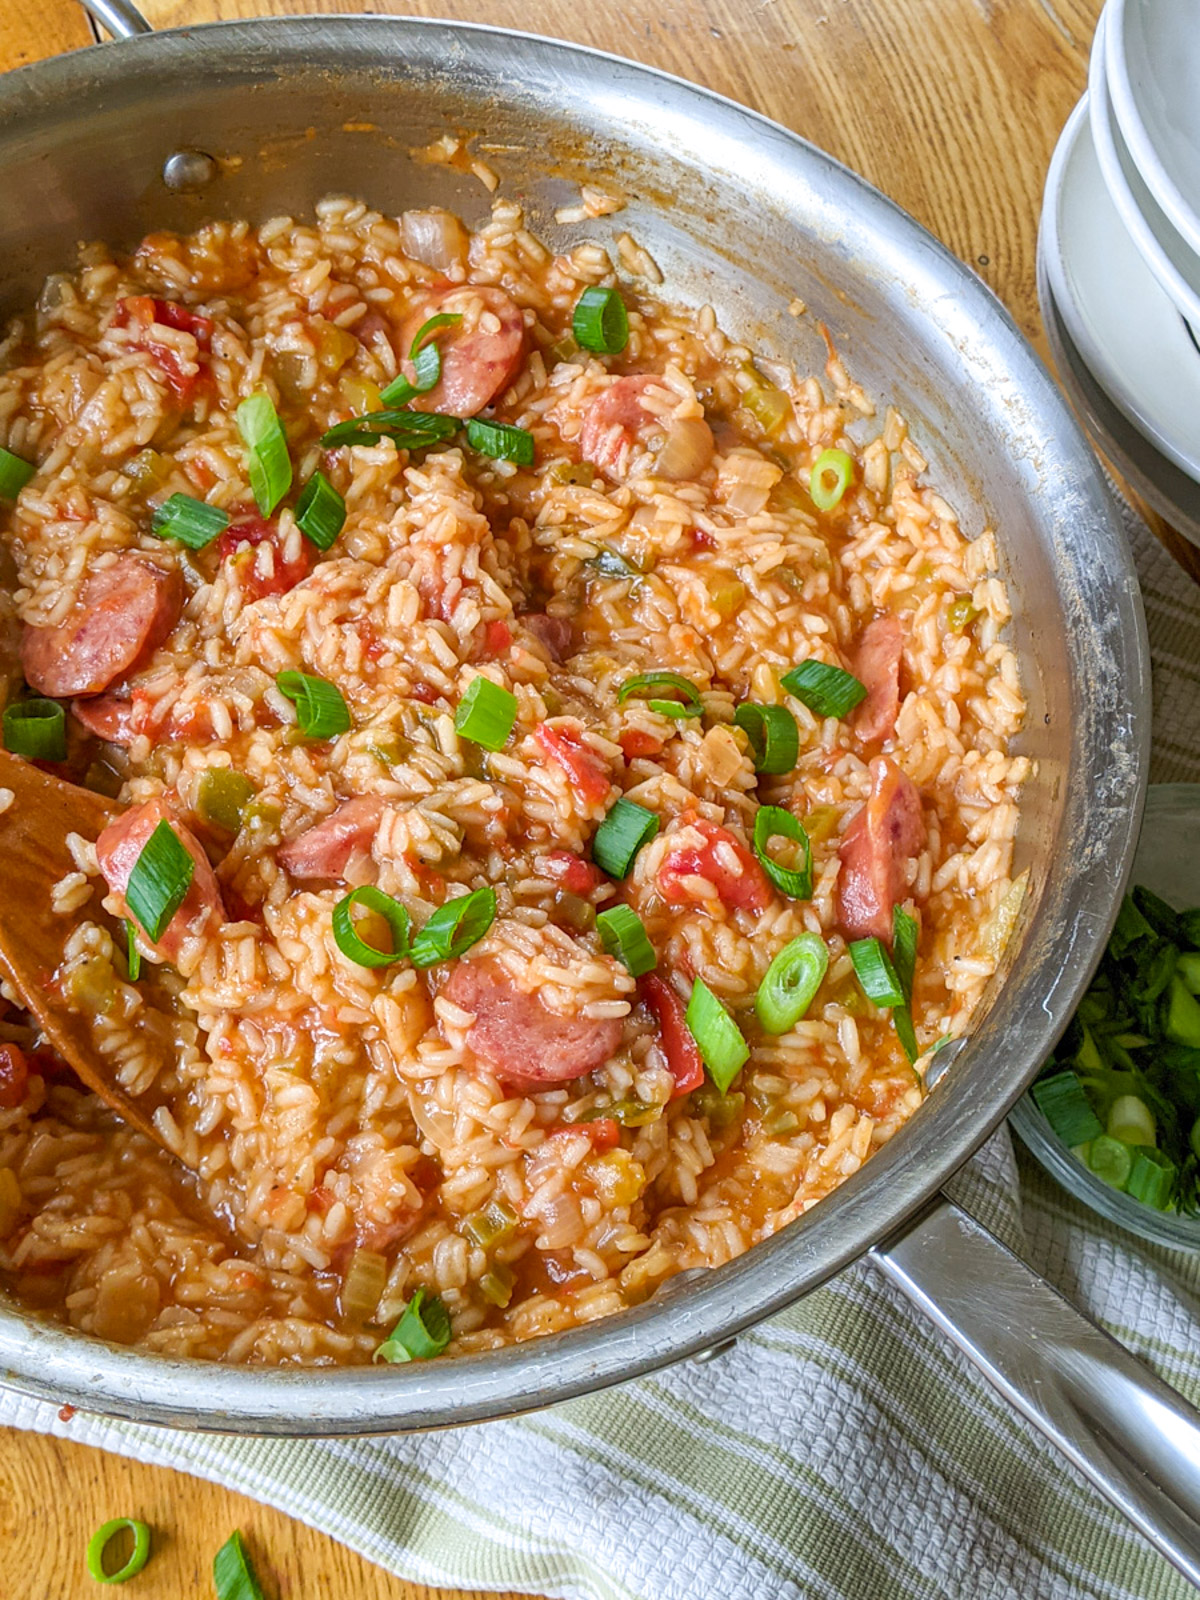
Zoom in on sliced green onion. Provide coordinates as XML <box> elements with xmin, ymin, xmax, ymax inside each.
<box><xmin>294</xmin><ymin>471</ymin><xmax>345</xmax><ymax>551</ymax></box>
<box><xmin>1033</xmin><ymin>1070</ymin><xmax>1104</xmax><ymax>1146</ymax></box>
<box><xmin>409</xmin><ymin>886</ymin><xmax>497</xmax><ymax>969</ymax></box>
<box><xmin>0</xmin><ymin>446</ymin><xmax>35</xmax><ymax>501</ymax></box>
<box><xmin>332</xmin><ymin>886</ymin><xmax>412</xmax><ymax>968</ymax></box>
<box><xmin>849</xmin><ymin>936</ymin><xmax>904</xmax><ymax>1009</ymax></box>
<box><xmin>572</xmin><ymin>286</ymin><xmax>630</xmax><ymax>355</ymax></box>
<box><xmin>150</xmin><ymin>492</ymin><xmax>229</xmax><ymax>549</ymax></box>
<box><xmin>755</xmin><ymin>933</ymin><xmax>829</xmax><ymax>1034</ymax></box>
<box><xmin>781</xmin><ymin>659</ymin><xmax>867</xmax><ymax>719</ymax></box>
<box><xmin>455</xmin><ymin>676</ymin><xmax>518</xmax><ymax>750</ymax></box>
<box><xmin>319</xmin><ymin>409</ymin><xmax>460</xmax><ymax>451</ymax></box>
<box><xmin>410</xmin><ymin>311</ymin><xmax>463</xmax><ymax>360</ymax></box>
<box><xmin>685</xmin><ymin>977</ymin><xmax>749</xmax><ymax>1094</ymax></box>
<box><xmin>1106</xmin><ymin>1093</ymin><xmax>1156</xmax><ymax>1147</ymax></box>
<box><xmin>212</xmin><ymin>1529</ymin><xmax>265</xmax><ymax>1600</ymax></box>
<box><xmin>125</xmin><ymin>820</ymin><xmax>195</xmax><ymax>942</ymax></box>
<box><xmin>592</xmin><ymin>797</ymin><xmax>660</xmax><ymax>878</ymax></box>
<box><xmin>85</xmin><ymin>1518</ymin><xmax>151</xmax><ymax>1584</ymax></box>
<box><xmin>752</xmin><ymin>806</ymin><xmax>812</xmax><ymax>899</ymax></box>
<box><xmin>618</xmin><ymin>671</ymin><xmax>704</xmax><ymax>720</ymax></box>
<box><xmin>373</xmin><ymin>1286</ymin><xmax>452</xmax><ymax>1362</ymax></box>
<box><xmin>378</xmin><ymin>372</ymin><xmax>419</xmax><ymax>407</ymax></box>
<box><xmin>1087</xmin><ymin>1133</ymin><xmax>1134</xmax><ymax>1190</ymax></box>
<box><xmin>1127</xmin><ymin>1146</ymin><xmax>1177</xmax><ymax>1209</ymax></box>
<box><xmin>733</xmin><ymin>703</ymin><xmax>798</xmax><ymax>774</ymax></box>
<box><xmin>596</xmin><ymin>904</ymin><xmax>657</xmax><ymax>977</ymax></box>
<box><xmin>124</xmin><ymin>920</ymin><xmax>142</xmax><ymax>983</ymax></box>
<box><xmin>809</xmin><ymin>447</ymin><xmax>854</xmax><ymax>511</ymax></box>
<box><xmin>465</xmin><ymin>418</ymin><xmax>535</xmax><ymax>467</ymax></box>
<box><xmin>275</xmin><ymin>670</ymin><xmax>351</xmax><ymax>739</ymax></box>
<box><xmin>891</xmin><ymin>904</ymin><xmax>920</xmax><ymax>1063</ymax></box>
<box><xmin>236</xmin><ymin>393</ymin><xmax>292</xmax><ymax>516</ymax></box>
<box><xmin>3</xmin><ymin>697</ymin><xmax>66</xmax><ymax>761</ymax></box>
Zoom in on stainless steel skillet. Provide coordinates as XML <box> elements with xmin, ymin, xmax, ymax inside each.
<box><xmin>2</xmin><ymin>2</ymin><xmax>1199</xmax><ymax>1581</ymax></box>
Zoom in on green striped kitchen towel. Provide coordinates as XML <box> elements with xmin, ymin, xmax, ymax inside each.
<box><xmin>4</xmin><ymin>504</ymin><xmax>1200</xmax><ymax>1600</ymax></box>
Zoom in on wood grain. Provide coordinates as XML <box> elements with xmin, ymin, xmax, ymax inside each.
<box><xmin>0</xmin><ymin>0</ymin><xmax>1115</xmax><ymax>1594</ymax></box>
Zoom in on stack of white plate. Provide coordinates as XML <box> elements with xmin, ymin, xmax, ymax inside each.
<box><xmin>1039</xmin><ymin>0</ymin><xmax>1200</xmax><ymax>542</ymax></box>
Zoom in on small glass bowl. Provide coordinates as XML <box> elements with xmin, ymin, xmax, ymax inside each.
<box><xmin>1009</xmin><ymin>783</ymin><xmax>1200</xmax><ymax>1249</ymax></box>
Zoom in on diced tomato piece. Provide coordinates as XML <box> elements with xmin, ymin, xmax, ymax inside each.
<box><xmin>540</xmin><ymin>850</ymin><xmax>604</xmax><ymax>895</ymax></box>
<box><xmin>533</xmin><ymin>722</ymin><xmax>612</xmax><ymax>807</ymax></box>
<box><xmin>484</xmin><ymin>619</ymin><xmax>513</xmax><ymax>655</ymax></box>
<box><xmin>0</xmin><ymin>1044</ymin><xmax>29</xmax><ymax>1110</ymax></box>
<box><xmin>546</xmin><ymin>1117</ymin><xmax>620</xmax><ymax>1150</ymax></box>
<box><xmin>642</xmin><ymin>973</ymin><xmax>705</xmax><ymax>1097</ymax></box>
<box><xmin>217</xmin><ymin>516</ymin><xmax>314</xmax><ymax>601</ymax></box>
<box><xmin>619</xmin><ymin>728</ymin><xmax>665</xmax><ymax>760</ymax></box>
<box><xmin>656</xmin><ymin>813</ymin><xmax>771</xmax><ymax>913</ymax></box>
<box><xmin>112</xmin><ymin>296</ymin><xmax>211</xmax><ymax>403</ymax></box>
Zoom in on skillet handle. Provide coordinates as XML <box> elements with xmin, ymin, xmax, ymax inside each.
<box><xmin>872</xmin><ymin>1195</ymin><xmax>1200</xmax><ymax>1586</ymax></box>
<box><xmin>77</xmin><ymin>0</ymin><xmax>151</xmax><ymax>39</ymax></box>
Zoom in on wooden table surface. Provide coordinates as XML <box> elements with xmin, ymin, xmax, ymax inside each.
<box><xmin>0</xmin><ymin>0</ymin><xmax>1119</xmax><ymax>1594</ymax></box>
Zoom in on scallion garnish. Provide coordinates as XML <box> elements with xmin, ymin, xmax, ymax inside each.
<box><xmin>465</xmin><ymin>418</ymin><xmax>535</xmax><ymax>467</ymax></box>
<box><xmin>125</xmin><ymin>920</ymin><xmax>142</xmax><ymax>983</ymax></box>
<box><xmin>294</xmin><ymin>471</ymin><xmax>345</xmax><ymax>551</ymax></box>
<box><xmin>1127</xmin><ymin>1146</ymin><xmax>1177</xmax><ymax>1209</ymax></box>
<box><xmin>755</xmin><ymin>933</ymin><xmax>829</xmax><ymax>1034</ymax></box>
<box><xmin>373</xmin><ymin>1286</ymin><xmax>452</xmax><ymax>1362</ymax></box>
<box><xmin>2</xmin><ymin>697</ymin><xmax>66</xmax><ymax>761</ymax></box>
<box><xmin>454</xmin><ymin>676</ymin><xmax>518</xmax><ymax>750</ymax></box>
<box><xmin>409</xmin><ymin>886</ymin><xmax>497</xmax><ymax>968</ymax></box>
<box><xmin>891</xmin><ymin>903</ymin><xmax>920</xmax><ymax>1063</ymax></box>
<box><xmin>332</xmin><ymin>886</ymin><xmax>412</xmax><ymax>969</ymax></box>
<box><xmin>379</xmin><ymin>312</ymin><xmax>462</xmax><ymax>405</ymax></box>
<box><xmin>1032</xmin><ymin>1071</ymin><xmax>1104</xmax><ymax>1147</ymax></box>
<box><xmin>275</xmin><ymin>670</ymin><xmax>351</xmax><ymax>740</ymax></box>
<box><xmin>592</xmin><ymin>797</ymin><xmax>660</xmax><ymax>878</ymax></box>
<box><xmin>150</xmin><ymin>492</ymin><xmax>230</xmax><ymax>550</ymax></box>
<box><xmin>572</xmin><ymin>286</ymin><xmax>630</xmax><ymax>355</ymax></box>
<box><xmin>752</xmin><ymin>806</ymin><xmax>812</xmax><ymax>899</ymax></box>
<box><xmin>780</xmin><ymin>659</ymin><xmax>867</xmax><ymax>720</ymax></box>
<box><xmin>319</xmin><ymin>409</ymin><xmax>460</xmax><ymax>451</ymax></box>
<box><xmin>733</xmin><ymin>702</ymin><xmax>798</xmax><ymax>774</ymax></box>
<box><xmin>596</xmin><ymin>904</ymin><xmax>657</xmax><ymax>977</ymax></box>
<box><xmin>685</xmin><ymin>977</ymin><xmax>749</xmax><ymax>1094</ymax></box>
<box><xmin>85</xmin><ymin>1518</ymin><xmax>151</xmax><ymax>1585</ymax></box>
<box><xmin>849</xmin><ymin>936</ymin><xmax>904</xmax><ymax>1010</ymax></box>
<box><xmin>213</xmin><ymin>1530</ymin><xmax>265</xmax><ymax>1600</ymax></box>
<box><xmin>809</xmin><ymin>447</ymin><xmax>854</xmax><ymax>511</ymax></box>
<box><xmin>125</xmin><ymin>820</ymin><xmax>195</xmax><ymax>942</ymax></box>
<box><xmin>617</xmin><ymin>671</ymin><xmax>704</xmax><ymax>720</ymax></box>
<box><xmin>235</xmin><ymin>393</ymin><xmax>292</xmax><ymax>516</ymax></box>
<box><xmin>0</xmin><ymin>447</ymin><xmax>35</xmax><ymax>501</ymax></box>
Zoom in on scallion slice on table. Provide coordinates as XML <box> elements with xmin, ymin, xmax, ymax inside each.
<box><xmin>465</xmin><ymin>418</ymin><xmax>536</xmax><ymax>466</ymax></box>
<box><xmin>125</xmin><ymin>820</ymin><xmax>195</xmax><ymax>942</ymax></box>
<box><xmin>373</xmin><ymin>1286</ymin><xmax>452</xmax><ymax>1362</ymax></box>
<box><xmin>409</xmin><ymin>886</ymin><xmax>497</xmax><ymax>968</ymax></box>
<box><xmin>596</xmin><ymin>904</ymin><xmax>657</xmax><ymax>977</ymax></box>
<box><xmin>780</xmin><ymin>659</ymin><xmax>866</xmax><ymax>719</ymax></box>
<box><xmin>849</xmin><ymin>936</ymin><xmax>904</xmax><ymax>1010</ymax></box>
<box><xmin>755</xmin><ymin>932</ymin><xmax>829</xmax><ymax>1034</ymax></box>
<box><xmin>213</xmin><ymin>1529</ymin><xmax>265</xmax><ymax>1600</ymax></box>
<box><xmin>752</xmin><ymin>806</ymin><xmax>812</xmax><ymax>899</ymax></box>
<box><xmin>685</xmin><ymin>978</ymin><xmax>749</xmax><ymax>1094</ymax></box>
<box><xmin>275</xmin><ymin>670</ymin><xmax>351</xmax><ymax>739</ymax></box>
<box><xmin>2</xmin><ymin>697</ymin><xmax>65</xmax><ymax>761</ymax></box>
<box><xmin>1032</xmin><ymin>1070</ymin><xmax>1104</xmax><ymax>1147</ymax></box>
<box><xmin>455</xmin><ymin>677</ymin><xmax>518</xmax><ymax>750</ymax></box>
<box><xmin>332</xmin><ymin>886</ymin><xmax>413</xmax><ymax>969</ymax></box>
<box><xmin>733</xmin><ymin>702</ymin><xmax>798</xmax><ymax>774</ymax></box>
<box><xmin>808</xmin><ymin>446</ymin><xmax>854</xmax><ymax>511</ymax></box>
<box><xmin>592</xmin><ymin>797</ymin><xmax>660</xmax><ymax>878</ymax></box>
<box><xmin>572</xmin><ymin>285</ymin><xmax>630</xmax><ymax>355</ymax></box>
<box><xmin>124</xmin><ymin>920</ymin><xmax>142</xmax><ymax>983</ymax></box>
<box><xmin>294</xmin><ymin>470</ymin><xmax>345</xmax><ymax>551</ymax></box>
<box><xmin>617</xmin><ymin>671</ymin><xmax>704</xmax><ymax>720</ymax></box>
<box><xmin>85</xmin><ymin>1518</ymin><xmax>151</xmax><ymax>1585</ymax></box>
<box><xmin>0</xmin><ymin>446</ymin><xmax>34</xmax><ymax>501</ymax></box>
<box><xmin>150</xmin><ymin>492</ymin><xmax>230</xmax><ymax>549</ymax></box>
<box><xmin>235</xmin><ymin>393</ymin><xmax>292</xmax><ymax>515</ymax></box>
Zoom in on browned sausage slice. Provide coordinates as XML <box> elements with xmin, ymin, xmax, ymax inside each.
<box><xmin>279</xmin><ymin>795</ymin><xmax>387</xmax><ymax>880</ymax></box>
<box><xmin>836</xmin><ymin>757</ymin><xmax>926</xmax><ymax>943</ymax></box>
<box><xmin>852</xmin><ymin>615</ymin><xmax>903</xmax><ymax>743</ymax></box>
<box><xmin>21</xmin><ymin>558</ymin><xmax>183</xmax><ymax>698</ymax></box>
<box><xmin>96</xmin><ymin>798</ymin><xmax>224</xmax><ymax>963</ymax></box>
<box><xmin>399</xmin><ymin>287</ymin><xmax>526</xmax><ymax>418</ymax></box>
<box><xmin>442</xmin><ymin>956</ymin><xmax>622</xmax><ymax>1090</ymax></box>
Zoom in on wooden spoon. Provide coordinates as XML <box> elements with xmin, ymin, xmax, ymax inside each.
<box><xmin>0</xmin><ymin>748</ymin><xmax>179</xmax><ymax>1155</ymax></box>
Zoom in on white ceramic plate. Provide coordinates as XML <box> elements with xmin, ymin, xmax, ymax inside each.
<box><xmin>1107</xmin><ymin>0</ymin><xmax>1200</xmax><ymax>262</ymax></box>
<box><xmin>1089</xmin><ymin>9</ymin><xmax>1200</xmax><ymax>333</ymax></box>
<box><xmin>1042</xmin><ymin>93</ymin><xmax>1200</xmax><ymax>485</ymax></box>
